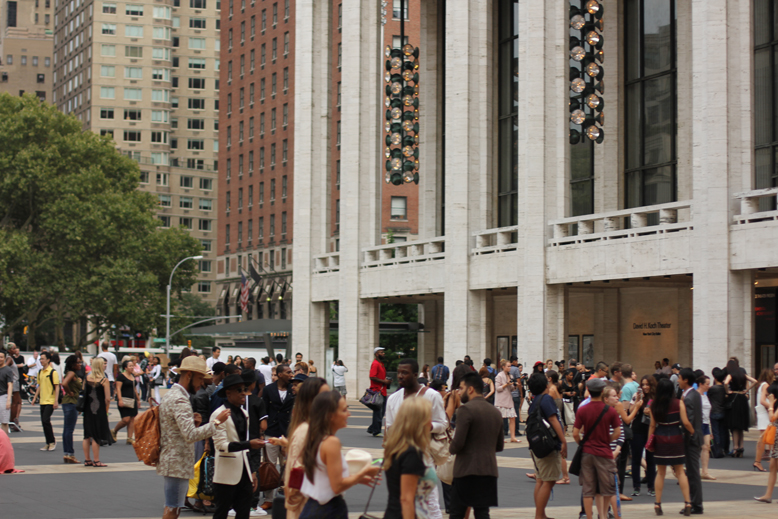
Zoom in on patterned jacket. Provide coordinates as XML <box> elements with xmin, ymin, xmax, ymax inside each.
<box><xmin>156</xmin><ymin>383</ymin><xmax>218</xmax><ymax>479</ymax></box>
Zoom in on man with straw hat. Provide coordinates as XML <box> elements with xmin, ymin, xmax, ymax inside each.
<box><xmin>158</xmin><ymin>356</ymin><xmax>230</xmax><ymax>519</ymax></box>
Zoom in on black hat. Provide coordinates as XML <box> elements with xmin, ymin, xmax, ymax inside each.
<box><xmin>241</xmin><ymin>369</ymin><xmax>258</xmax><ymax>385</ymax></box>
<box><xmin>217</xmin><ymin>374</ymin><xmax>246</xmax><ymax>398</ymax></box>
<box><xmin>212</xmin><ymin>362</ymin><xmax>227</xmax><ymax>374</ymax></box>
<box><xmin>290</xmin><ymin>373</ymin><xmax>308</xmax><ymax>384</ymax></box>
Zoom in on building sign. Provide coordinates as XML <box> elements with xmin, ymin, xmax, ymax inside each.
<box><xmin>632</xmin><ymin>322</ymin><xmax>672</xmax><ymax>336</ymax></box>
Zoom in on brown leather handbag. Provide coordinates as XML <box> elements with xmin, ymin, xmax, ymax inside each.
<box><xmin>258</xmin><ymin>445</ymin><xmax>282</xmax><ymax>491</ymax></box>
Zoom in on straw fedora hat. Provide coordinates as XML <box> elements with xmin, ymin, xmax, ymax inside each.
<box><xmin>178</xmin><ymin>356</ymin><xmax>208</xmax><ymax>375</ymax></box>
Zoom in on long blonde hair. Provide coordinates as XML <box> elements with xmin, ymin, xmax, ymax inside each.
<box><xmin>383</xmin><ymin>397</ymin><xmax>432</xmax><ymax>471</ymax></box>
<box><xmin>90</xmin><ymin>357</ymin><xmax>106</xmax><ymax>380</ymax></box>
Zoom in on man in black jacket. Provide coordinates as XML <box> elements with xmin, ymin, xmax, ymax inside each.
<box><xmin>679</xmin><ymin>368</ymin><xmax>704</xmax><ymax>514</ymax></box>
<box><xmin>261</xmin><ymin>363</ymin><xmax>294</xmax><ymax>494</ymax></box>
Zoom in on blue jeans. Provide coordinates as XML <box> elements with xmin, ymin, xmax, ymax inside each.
<box><xmin>367</xmin><ymin>396</ymin><xmax>386</xmax><ymax>435</ymax></box>
<box><xmin>631</xmin><ymin>430</ymin><xmax>655</xmax><ymax>491</ymax></box>
<box><xmin>709</xmin><ymin>413</ymin><xmax>728</xmax><ymax>458</ymax></box>
<box><xmin>513</xmin><ymin>396</ymin><xmax>522</xmax><ymax>432</ymax></box>
<box><xmin>61</xmin><ymin>403</ymin><xmax>78</xmax><ymax>455</ymax></box>
<box><xmin>164</xmin><ymin>477</ymin><xmax>190</xmax><ymax>508</ymax></box>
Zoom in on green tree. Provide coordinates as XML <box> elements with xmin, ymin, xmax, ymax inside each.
<box><xmin>0</xmin><ymin>93</ymin><xmax>202</xmax><ymax>349</ymax></box>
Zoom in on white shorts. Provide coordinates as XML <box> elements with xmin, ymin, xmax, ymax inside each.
<box><xmin>0</xmin><ymin>394</ymin><xmax>10</xmax><ymax>424</ymax></box>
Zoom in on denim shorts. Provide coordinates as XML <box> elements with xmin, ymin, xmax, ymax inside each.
<box><xmin>164</xmin><ymin>477</ymin><xmax>189</xmax><ymax>508</ymax></box>
<box><xmin>702</xmin><ymin>423</ymin><xmax>711</xmax><ymax>436</ymax></box>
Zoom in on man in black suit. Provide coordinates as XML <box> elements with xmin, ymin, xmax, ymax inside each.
<box><xmin>679</xmin><ymin>368</ymin><xmax>703</xmax><ymax>514</ymax></box>
<box><xmin>261</xmin><ymin>363</ymin><xmax>294</xmax><ymax>471</ymax></box>
<box><xmin>449</xmin><ymin>371</ymin><xmax>504</xmax><ymax>519</ymax></box>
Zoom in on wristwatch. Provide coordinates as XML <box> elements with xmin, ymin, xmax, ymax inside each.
<box><xmin>213</xmin><ymin>418</ymin><xmax>223</xmax><ymax>426</ymax></box>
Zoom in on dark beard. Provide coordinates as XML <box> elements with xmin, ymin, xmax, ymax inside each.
<box><xmin>460</xmin><ymin>391</ymin><xmax>470</xmax><ymax>404</ymax></box>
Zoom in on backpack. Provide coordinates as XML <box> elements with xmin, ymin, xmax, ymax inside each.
<box><xmin>133</xmin><ymin>406</ymin><xmax>161</xmax><ymax>466</ymax></box>
<box><xmin>525</xmin><ymin>394</ymin><xmax>558</xmax><ymax>459</ymax></box>
<box><xmin>43</xmin><ymin>369</ymin><xmax>64</xmax><ymax>404</ymax></box>
<box><xmin>433</xmin><ymin>364</ymin><xmax>448</xmax><ymax>381</ymax></box>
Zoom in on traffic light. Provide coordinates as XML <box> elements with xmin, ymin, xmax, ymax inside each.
<box><xmin>187</xmin><ymin>340</ymin><xmax>192</xmax><ymax>348</ymax></box>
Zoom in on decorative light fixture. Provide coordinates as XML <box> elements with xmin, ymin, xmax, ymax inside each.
<box><xmin>569</xmin><ymin>0</ymin><xmax>604</xmax><ymax>145</ymax></box>
<box><xmin>383</xmin><ymin>0</ymin><xmax>419</xmax><ymax>185</ymax></box>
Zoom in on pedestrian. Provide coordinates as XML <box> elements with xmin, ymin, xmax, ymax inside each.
<box><xmin>440</xmin><ymin>363</ymin><xmax>470</xmax><ymax>514</ymax></box>
<box><xmin>112</xmin><ymin>359</ymin><xmax>140</xmax><ymax>444</ymax></box>
<box><xmin>207</xmin><ymin>346</ymin><xmax>222</xmax><ymax>370</ymax></box>
<box><xmin>508</xmin><ymin>357</ymin><xmax>523</xmax><ymax>430</ymax></box>
<box><xmin>560</xmin><ymin>369</ymin><xmax>578</xmax><ymax>432</ymax></box>
<box><xmin>724</xmin><ymin>358</ymin><xmax>757</xmax><ymax>457</ymax></box>
<box><xmin>383</xmin><ymin>397</ymin><xmax>438</xmax><ymax>519</ymax></box>
<box><xmin>258</xmin><ymin>358</ymin><xmax>274</xmax><ymax>387</ymax></box>
<box><xmin>61</xmin><ymin>355</ymin><xmax>83</xmax><ymax>463</ymax></box>
<box><xmin>97</xmin><ymin>342</ymin><xmax>118</xmax><ymax>397</ymax></box>
<box><xmin>82</xmin><ymin>357</ymin><xmax>114</xmax><ymax>467</ymax></box>
<box><xmin>211</xmin><ymin>374</ymin><xmax>265</xmax><ymax>519</ymax></box>
<box><xmin>275</xmin><ymin>376</ymin><xmax>330</xmax><ymax>519</ymax></box>
<box><xmin>7</xmin><ymin>343</ymin><xmax>23</xmax><ymax>431</ymax></box>
<box><xmin>227</xmin><ymin>355</ymin><xmax>234</xmax><ymax>365</ymax></box>
<box><xmin>647</xmin><ymin>377</ymin><xmax>694</xmax><ymax>516</ymax></box>
<box><xmin>0</xmin><ymin>351</ymin><xmax>13</xmax><ymax>435</ymax></box>
<box><xmin>696</xmin><ymin>375</ymin><xmax>716</xmax><ymax>480</ymax></box>
<box><xmin>367</xmin><ymin>347</ymin><xmax>391</xmax><ymax>437</ymax></box>
<box><xmin>630</xmin><ymin>375</ymin><xmax>657</xmax><ymax>497</ymax></box>
<box><xmin>431</xmin><ymin>357</ymin><xmax>450</xmax><ymax>385</ymax></box>
<box><xmin>148</xmin><ymin>356</ymin><xmax>163</xmax><ymax>405</ymax></box>
<box><xmin>32</xmin><ymin>350</ymin><xmax>59</xmax><ymax>451</ymax></box>
<box><xmin>609</xmin><ymin>362</ymin><xmax>623</xmax><ymax>387</ymax></box>
<box><xmin>234</xmin><ymin>356</ymin><xmax>244</xmax><ymax>368</ymax></box>
<box><xmin>611</xmin><ymin>380</ymin><xmax>642</xmax><ymax>501</ymax></box>
<box><xmin>754</xmin><ymin>385</ymin><xmax>778</xmax><ymax>503</ymax></box>
<box><xmin>295</xmin><ymin>352</ymin><xmax>304</xmax><ymax>364</ymax></box>
<box><xmin>479</xmin><ymin>367</ymin><xmax>495</xmax><ymax>405</ymax></box>
<box><xmin>331</xmin><ymin>360</ymin><xmax>348</xmax><ymax>397</ymax></box>
<box><xmin>448</xmin><ymin>371</ymin><xmax>504</xmax><ymax>519</ymax></box>
<box><xmin>526</xmin><ymin>372</ymin><xmax>567</xmax><ymax>519</ymax></box>
<box><xmin>293</xmin><ymin>361</ymin><xmax>309</xmax><ymax>376</ymax></box>
<box><xmin>262</xmin><ymin>362</ymin><xmax>295</xmax><ymax>489</ymax></box>
<box><xmin>26</xmin><ymin>348</ymin><xmax>42</xmax><ymax>379</ymax></box>
<box><xmin>572</xmin><ymin>377</ymin><xmax>621</xmax><ymax>519</ymax></box>
<box><xmin>495</xmin><ymin>359</ymin><xmax>520</xmax><ymax>443</ymax></box>
<box><xmin>243</xmin><ymin>357</ymin><xmax>267</xmax><ymax>398</ymax></box>
<box><xmin>384</xmin><ymin>359</ymin><xmax>448</xmax><ymax>519</ymax></box>
<box><xmin>298</xmin><ymin>391</ymin><xmax>381</xmax><ymax>519</ymax></box>
<box><xmin>679</xmin><ymin>368</ymin><xmax>704</xmax><ymax>514</ymax></box>
<box><xmin>670</xmin><ymin>363</ymin><xmax>682</xmax><ymax>392</ymax></box>
<box><xmin>419</xmin><ymin>364</ymin><xmax>430</xmax><ymax>386</ymax></box>
<box><xmin>157</xmin><ymin>356</ymin><xmax>230</xmax><ymax>519</ymax></box>
<box><xmin>754</xmin><ymin>368</ymin><xmax>775</xmax><ymax>471</ymax></box>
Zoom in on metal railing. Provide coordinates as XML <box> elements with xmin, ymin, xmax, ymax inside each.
<box><xmin>733</xmin><ymin>187</ymin><xmax>778</xmax><ymax>224</ymax></box>
<box><xmin>549</xmin><ymin>201</ymin><xmax>693</xmax><ymax>246</ymax></box>
<box><xmin>312</xmin><ymin>253</ymin><xmax>340</xmax><ymax>274</ymax></box>
<box><xmin>362</xmin><ymin>237</ymin><xmax>445</xmax><ymax>268</ymax></box>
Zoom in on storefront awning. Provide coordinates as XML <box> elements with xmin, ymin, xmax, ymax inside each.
<box><xmin>188</xmin><ymin>318</ymin><xmax>292</xmax><ymax>337</ymax></box>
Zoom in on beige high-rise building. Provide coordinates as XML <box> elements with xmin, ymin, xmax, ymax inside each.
<box><xmin>0</xmin><ymin>0</ymin><xmax>55</xmax><ymax>99</ymax></box>
<box><xmin>52</xmin><ymin>0</ymin><xmax>222</xmax><ymax>305</ymax></box>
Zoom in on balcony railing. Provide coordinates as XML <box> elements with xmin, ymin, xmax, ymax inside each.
<box><xmin>549</xmin><ymin>201</ymin><xmax>693</xmax><ymax>246</ymax></box>
<box><xmin>734</xmin><ymin>187</ymin><xmax>778</xmax><ymax>224</ymax></box>
<box><xmin>312</xmin><ymin>253</ymin><xmax>340</xmax><ymax>274</ymax></box>
<box><xmin>472</xmin><ymin>225</ymin><xmax>519</xmax><ymax>255</ymax></box>
<box><xmin>362</xmin><ymin>237</ymin><xmax>445</xmax><ymax>268</ymax></box>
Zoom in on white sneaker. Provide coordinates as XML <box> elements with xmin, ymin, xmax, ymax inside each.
<box><xmin>227</xmin><ymin>511</ymin><xmax>236</xmax><ymax>517</ymax></box>
<box><xmin>250</xmin><ymin>508</ymin><xmax>268</xmax><ymax>516</ymax></box>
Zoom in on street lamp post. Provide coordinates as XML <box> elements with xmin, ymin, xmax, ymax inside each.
<box><xmin>166</xmin><ymin>255</ymin><xmax>203</xmax><ymax>356</ymax></box>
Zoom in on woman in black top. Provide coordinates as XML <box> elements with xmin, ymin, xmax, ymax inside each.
<box><xmin>724</xmin><ymin>359</ymin><xmax>757</xmax><ymax>457</ymax></box>
<box><xmin>112</xmin><ymin>359</ymin><xmax>139</xmax><ymax>444</ymax></box>
<box><xmin>629</xmin><ymin>375</ymin><xmax>657</xmax><ymax>497</ymax></box>
<box><xmin>707</xmin><ymin>368</ymin><xmax>729</xmax><ymax>458</ymax></box>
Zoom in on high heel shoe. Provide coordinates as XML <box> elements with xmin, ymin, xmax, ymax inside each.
<box><xmin>683</xmin><ymin>502</ymin><xmax>692</xmax><ymax>517</ymax></box>
<box><xmin>754</xmin><ymin>496</ymin><xmax>773</xmax><ymax>503</ymax></box>
<box><xmin>736</xmin><ymin>448</ymin><xmax>744</xmax><ymax>458</ymax></box>
<box><xmin>654</xmin><ymin>502</ymin><xmax>663</xmax><ymax>516</ymax></box>
<box><xmin>753</xmin><ymin>462</ymin><xmax>767</xmax><ymax>472</ymax></box>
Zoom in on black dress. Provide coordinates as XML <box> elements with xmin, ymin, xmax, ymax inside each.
<box><xmin>727</xmin><ymin>377</ymin><xmax>750</xmax><ymax>432</ymax></box>
<box><xmin>116</xmin><ymin>373</ymin><xmax>138</xmax><ymax>418</ymax></box>
<box><xmin>83</xmin><ymin>378</ymin><xmax>115</xmax><ymax>446</ymax></box>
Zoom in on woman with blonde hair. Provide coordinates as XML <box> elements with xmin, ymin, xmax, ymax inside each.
<box><xmin>383</xmin><ymin>397</ymin><xmax>438</xmax><ymax>519</ymax></box>
<box><xmin>82</xmin><ymin>357</ymin><xmax>114</xmax><ymax>467</ymax></box>
<box><xmin>495</xmin><ymin>359</ymin><xmax>520</xmax><ymax>443</ymax></box>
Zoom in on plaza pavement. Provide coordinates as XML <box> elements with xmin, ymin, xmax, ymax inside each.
<box><xmin>1</xmin><ymin>396</ymin><xmax>776</xmax><ymax>519</ymax></box>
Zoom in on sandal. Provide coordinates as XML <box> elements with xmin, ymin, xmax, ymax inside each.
<box><xmin>753</xmin><ymin>462</ymin><xmax>767</xmax><ymax>472</ymax></box>
<box><xmin>84</xmin><ymin>460</ymin><xmax>94</xmax><ymax>466</ymax></box>
<box><xmin>654</xmin><ymin>502</ymin><xmax>663</xmax><ymax>516</ymax></box>
<box><xmin>93</xmin><ymin>461</ymin><xmax>108</xmax><ymax>467</ymax></box>
<box><xmin>555</xmin><ymin>478</ymin><xmax>570</xmax><ymax>485</ymax></box>
<box><xmin>683</xmin><ymin>502</ymin><xmax>692</xmax><ymax>517</ymax></box>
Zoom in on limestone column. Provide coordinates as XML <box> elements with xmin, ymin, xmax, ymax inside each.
<box><xmin>442</xmin><ymin>0</ymin><xmax>492</xmax><ymax>365</ymax></box>
<box><xmin>291</xmin><ymin>0</ymin><xmax>330</xmax><ymax>363</ymax></box>
<box><xmin>418</xmin><ymin>300</ymin><xmax>441</xmax><ymax>368</ymax></box>
<box><xmin>338</xmin><ymin>0</ymin><xmax>382</xmax><ymax>397</ymax></box>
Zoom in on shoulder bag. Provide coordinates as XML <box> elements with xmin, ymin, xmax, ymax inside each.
<box><xmin>359</xmin><ymin>388</ymin><xmax>384</xmax><ymax>411</ymax></box>
<box><xmin>568</xmin><ymin>404</ymin><xmax>610</xmax><ymax>476</ymax></box>
<box><xmin>258</xmin><ymin>444</ymin><xmax>282</xmax><ymax>492</ymax></box>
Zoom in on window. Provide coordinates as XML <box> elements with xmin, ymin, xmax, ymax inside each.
<box><xmin>32</xmin><ymin>56</ymin><xmax>38</xmax><ymax>66</ymax></box>
<box><xmin>338</xmin><ymin>3</ymin><xmax>342</xmax><ymax>29</ymax></box>
<box><xmin>261</xmin><ymin>9</ymin><xmax>266</xmax><ymax>32</ymax></box>
<box><xmin>159</xmin><ymin>194</ymin><xmax>172</xmax><ymax>207</ymax></box>
<box><xmin>754</xmin><ymin>0</ymin><xmax>778</xmax><ymax>206</ymax></box>
<box><xmin>189</xmin><ymin>57</ymin><xmax>206</xmax><ymax>69</ymax></box>
<box><xmin>261</xmin><ymin>44</ymin><xmax>266</xmax><ymax>68</ymax></box>
<box><xmin>249</xmin><ymin>149</ymin><xmax>254</xmax><ymax>171</ymax></box>
<box><xmin>189</xmin><ymin>77</ymin><xmax>206</xmax><ymax>90</ymax></box>
<box><xmin>101</xmin><ymin>44</ymin><xmax>116</xmax><ymax>56</ymax></box>
<box><xmin>270</xmin><ymin>144</ymin><xmax>276</xmax><ymax>167</ymax></box>
<box><xmin>260</xmin><ymin>113</ymin><xmax>265</xmax><ymax>136</ymax></box>
<box><xmin>270</xmin><ymin>214</ymin><xmax>275</xmax><ymax>237</ymax></box>
<box><xmin>250</xmin><ymin>49</ymin><xmax>255</xmax><ymax>72</ymax></box>
<box><xmin>283</xmin><ymin>104</ymin><xmax>288</xmax><ymax>127</ymax></box>
<box><xmin>390</xmin><ymin>196</ymin><xmax>407</xmax><ymax>219</ymax></box>
<box><xmin>159</xmin><ymin>216</ymin><xmax>171</xmax><ymax>227</ymax></box>
<box><xmin>153</xmin><ymin>48</ymin><xmax>171</xmax><ymax>60</ymax></box>
<box><xmin>271</xmin><ymin>108</ymin><xmax>276</xmax><ymax>132</ymax></box>
<box><xmin>337</xmin><ymin>43</ymin><xmax>342</xmax><ymax>68</ymax></box>
<box><xmin>284</xmin><ymin>32</ymin><xmax>289</xmax><ymax>56</ymax></box>
<box><xmin>100</xmin><ymin>108</ymin><xmax>114</xmax><ymax>119</ymax></box>
<box><xmin>282</xmin><ymin>175</ymin><xmax>287</xmax><ymax>197</ymax></box>
<box><xmin>258</xmin><ymin>217</ymin><xmax>264</xmax><ymax>240</ymax></box>
<box><xmin>100</xmin><ymin>130</ymin><xmax>115</xmax><ymax>139</ymax></box>
<box><xmin>336</xmin><ymin>81</ymin><xmax>341</xmax><ymax>108</ymax></box>
<box><xmin>102</xmin><ymin>23</ymin><xmax>116</xmax><ymax>35</ymax></box>
<box><xmin>239</xmin><ymin>121</ymin><xmax>244</xmax><ymax>141</ymax></box>
<box><xmin>285</xmin><ymin>0</ymin><xmax>290</xmax><ymax>19</ymax></box>
<box><xmin>624</xmin><ymin>0</ymin><xmax>677</xmax><ymax>211</ymax></box>
<box><xmin>198</xmin><ymin>281</ymin><xmax>212</xmax><ymax>293</ymax></box>
<box><xmin>125</xmin><ymin>66</ymin><xmax>143</xmax><ymax>79</ymax></box>
<box><xmin>240</xmin><ymin>21</ymin><xmax>245</xmax><ymax>43</ymax></box>
<box><xmin>140</xmin><ymin>171</ymin><xmax>150</xmax><ymax>183</ymax></box>
<box><xmin>497</xmin><ymin>0</ymin><xmax>519</xmax><ymax>226</ymax></box>
<box><xmin>200</xmin><ymin>198</ymin><xmax>213</xmax><ymax>210</ymax></box>
<box><xmin>260</xmin><ymin>147</ymin><xmax>265</xmax><ymax>170</ymax></box>
<box><xmin>188</xmin><ymin>139</ymin><xmax>205</xmax><ymax>150</ymax></box>
<box><xmin>157</xmin><ymin>173</ymin><xmax>169</xmax><ymax>186</ymax></box>
<box><xmin>336</xmin><ymin>160</ymin><xmax>341</xmax><ymax>190</ymax></box>
<box><xmin>189</xmin><ymin>98</ymin><xmax>205</xmax><ymax>109</ymax></box>
<box><xmin>250</xmin><ymin>84</ymin><xmax>255</xmax><ymax>106</ymax></box>
<box><xmin>240</xmin><ymin>55</ymin><xmax>245</xmax><ymax>77</ymax></box>
<box><xmin>124</xmin><ymin>131</ymin><xmax>142</xmax><ymax>142</ymax></box>
<box><xmin>188</xmin><ymin>118</ymin><xmax>205</xmax><ymax>130</ymax></box>
<box><xmin>125</xmin><ymin>25</ymin><xmax>144</xmax><ymax>37</ymax></box>
<box><xmin>201</xmin><ymin>239</ymin><xmax>212</xmax><ymax>252</ymax></box>
<box><xmin>240</xmin><ymin>88</ymin><xmax>245</xmax><ymax>109</ymax></box>
<box><xmin>199</xmin><ymin>219</ymin><xmax>212</xmax><ymax>231</ymax></box>
<box><xmin>125</xmin><ymin>4</ymin><xmax>143</xmax><ymax>15</ymax></box>
<box><xmin>180</xmin><ymin>176</ymin><xmax>194</xmax><ymax>188</ymax></box>
<box><xmin>199</xmin><ymin>260</ymin><xmax>212</xmax><ymax>273</ymax></box>
<box><xmin>151</xmin><ymin>131</ymin><xmax>167</xmax><ymax>143</ymax></box>
<box><xmin>272</xmin><ymin>2</ymin><xmax>278</xmax><ymax>25</ymax></box>
<box><xmin>282</xmin><ymin>140</ymin><xmax>288</xmax><ymax>163</ymax></box>
<box><xmin>189</xmin><ymin>37</ymin><xmax>206</xmax><ymax>49</ymax></box>
<box><xmin>124</xmin><ymin>109</ymin><xmax>142</xmax><ymax>120</ymax></box>
<box><xmin>100</xmin><ymin>65</ymin><xmax>115</xmax><ymax>77</ymax></box>
<box><xmin>393</xmin><ymin>0</ymin><xmax>409</xmax><ymax>19</ymax></box>
<box><xmin>151</xmin><ymin>110</ymin><xmax>169</xmax><ymax>122</ymax></box>
<box><xmin>102</xmin><ymin>2</ymin><xmax>116</xmax><ymax>13</ymax></box>
<box><xmin>180</xmin><ymin>217</ymin><xmax>193</xmax><ymax>229</ymax></box>
<box><xmin>180</xmin><ymin>196</ymin><xmax>193</xmax><ymax>209</ymax></box>
<box><xmin>124</xmin><ymin>88</ymin><xmax>142</xmax><ymax>100</ymax></box>
<box><xmin>152</xmin><ymin>69</ymin><xmax>170</xmax><ymax>81</ymax></box>
<box><xmin>260</xmin><ymin>78</ymin><xmax>266</xmax><ymax>102</ymax></box>
<box><xmin>272</xmin><ymin>38</ymin><xmax>277</xmax><ymax>61</ymax></box>
<box><xmin>190</xmin><ymin>17</ymin><xmax>206</xmax><ymax>28</ymax></box>
<box><xmin>270</xmin><ymin>178</ymin><xmax>276</xmax><ymax>201</ymax></box>
<box><xmin>200</xmin><ymin>178</ymin><xmax>213</xmax><ymax>190</ymax></box>
<box><xmin>283</xmin><ymin>68</ymin><xmax>289</xmax><ymax>92</ymax></box>
<box><xmin>336</xmin><ymin>121</ymin><xmax>341</xmax><ymax>147</ymax></box>
<box><xmin>151</xmin><ymin>152</ymin><xmax>169</xmax><ymax>165</ymax></box>
<box><xmin>238</xmin><ymin>188</ymin><xmax>244</xmax><ymax>210</ymax></box>
<box><xmin>281</xmin><ymin>212</ymin><xmax>287</xmax><ymax>236</ymax></box>
<box><xmin>226</xmin><ymin>191</ymin><xmax>231</xmax><ymax>211</ymax></box>
<box><xmin>100</xmin><ymin>86</ymin><xmax>115</xmax><ymax>99</ymax></box>
<box><xmin>271</xmin><ymin>73</ymin><xmax>277</xmax><ymax>97</ymax></box>
<box><xmin>125</xmin><ymin>46</ymin><xmax>143</xmax><ymax>58</ymax></box>
<box><xmin>259</xmin><ymin>182</ymin><xmax>264</xmax><ymax>204</ymax></box>
<box><xmin>153</xmin><ymin>26</ymin><xmax>171</xmax><ymax>39</ymax></box>
<box><xmin>190</xmin><ymin>0</ymin><xmax>206</xmax><ymax>8</ymax></box>
<box><xmin>154</xmin><ymin>6</ymin><xmax>171</xmax><ymax>18</ymax></box>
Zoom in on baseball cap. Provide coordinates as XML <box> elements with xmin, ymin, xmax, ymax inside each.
<box><xmin>374</xmin><ymin>347</ymin><xmax>385</xmax><ymax>354</ymax></box>
<box><xmin>672</xmin><ymin>363</ymin><xmax>682</xmax><ymax>370</ymax></box>
<box><xmin>586</xmin><ymin>377</ymin><xmax>607</xmax><ymax>392</ymax></box>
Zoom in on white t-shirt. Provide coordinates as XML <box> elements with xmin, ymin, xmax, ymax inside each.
<box><xmin>98</xmin><ymin>351</ymin><xmax>118</xmax><ymax>382</ymax></box>
<box><xmin>258</xmin><ymin>364</ymin><xmax>274</xmax><ymax>384</ymax></box>
<box><xmin>331</xmin><ymin>365</ymin><xmax>348</xmax><ymax>386</ymax></box>
<box><xmin>385</xmin><ymin>386</ymin><xmax>448</xmax><ymax>435</ymax></box>
<box><xmin>206</xmin><ymin>356</ymin><xmax>220</xmax><ymax>370</ymax></box>
<box><xmin>26</xmin><ymin>356</ymin><xmax>42</xmax><ymax>378</ymax></box>
<box><xmin>278</xmin><ymin>389</ymin><xmax>288</xmax><ymax>402</ymax></box>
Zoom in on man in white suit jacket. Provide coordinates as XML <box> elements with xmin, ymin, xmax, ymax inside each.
<box><xmin>212</xmin><ymin>374</ymin><xmax>265</xmax><ymax>519</ymax></box>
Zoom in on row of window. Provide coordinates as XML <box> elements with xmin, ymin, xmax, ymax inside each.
<box><xmin>99</xmin><ymin>44</ymin><xmax>221</xmax><ymax>71</ymax></box>
<box><xmin>224</xmin><ymin>178</ymin><xmax>288</xmax><ymax>211</ymax></box>
<box><xmin>99</xmin><ymin>86</ymin><xmax>170</xmax><ymax>101</ymax></box>
<box><xmin>101</xmin><ymin>3</ymin><xmax>173</xmax><ymax>18</ymax></box>
<box><xmin>224</xmin><ymin>144</ymin><xmax>288</xmax><ymax>178</ymax></box>
<box><xmin>227</xmin><ymin>0</ymin><xmax>289</xmax><ymax>26</ymax></box>
<box><xmin>226</xmin><ymin>23</ymin><xmax>289</xmax><ymax>59</ymax></box>
<box><xmin>225</xmin><ymin>72</ymin><xmax>290</xmax><ymax>112</ymax></box>
<box><xmin>158</xmin><ymin>194</ymin><xmax>214</xmax><ymax>211</ymax></box>
<box><xmin>227</xmin><ymin>48</ymin><xmax>288</xmax><ymax>82</ymax></box>
<box><xmin>141</xmin><ymin>173</ymin><xmax>214</xmax><ymax>190</ymax></box>
<box><xmin>101</xmin><ymin>128</ymin><xmax>217</xmax><ymax>151</ymax></box>
<box><xmin>225</xmin><ymin>109</ymin><xmax>288</xmax><ymax>142</ymax></box>
<box><xmin>3</xmin><ymin>56</ymin><xmax>51</xmax><ymax>67</ymax></box>
<box><xmin>224</xmin><ymin>213</ymin><xmax>287</xmax><ymax>246</ymax></box>
<box><xmin>159</xmin><ymin>215</ymin><xmax>212</xmax><ymax>231</ymax></box>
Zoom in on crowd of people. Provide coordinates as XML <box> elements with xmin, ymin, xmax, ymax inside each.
<box><xmin>2</xmin><ymin>340</ymin><xmax>778</xmax><ymax>519</ymax></box>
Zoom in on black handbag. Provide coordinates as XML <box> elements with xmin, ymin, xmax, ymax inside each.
<box><xmin>359</xmin><ymin>388</ymin><xmax>384</xmax><ymax>411</ymax></box>
<box><xmin>569</xmin><ymin>405</ymin><xmax>610</xmax><ymax>476</ymax></box>
<box><xmin>75</xmin><ymin>391</ymin><xmax>86</xmax><ymax>413</ymax></box>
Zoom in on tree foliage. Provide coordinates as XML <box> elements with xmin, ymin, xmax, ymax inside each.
<box><xmin>0</xmin><ymin>94</ymin><xmax>202</xmax><ymax>348</ymax></box>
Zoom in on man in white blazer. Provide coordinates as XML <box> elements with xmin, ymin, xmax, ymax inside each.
<box><xmin>212</xmin><ymin>374</ymin><xmax>265</xmax><ymax>519</ymax></box>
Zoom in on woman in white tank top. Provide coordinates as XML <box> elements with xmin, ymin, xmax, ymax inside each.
<box><xmin>299</xmin><ymin>391</ymin><xmax>381</xmax><ymax>519</ymax></box>
<box><xmin>754</xmin><ymin>369</ymin><xmax>775</xmax><ymax>471</ymax></box>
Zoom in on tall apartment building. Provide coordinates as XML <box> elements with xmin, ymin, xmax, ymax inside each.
<box><xmin>0</xmin><ymin>0</ymin><xmax>55</xmax><ymax>99</ymax></box>
<box><xmin>215</xmin><ymin>0</ymin><xmax>420</xmax><ymax>325</ymax></box>
<box><xmin>52</xmin><ymin>0</ymin><xmax>222</xmax><ymax>305</ymax></box>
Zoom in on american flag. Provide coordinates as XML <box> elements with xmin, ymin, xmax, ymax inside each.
<box><xmin>239</xmin><ymin>271</ymin><xmax>250</xmax><ymax>314</ymax></box>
